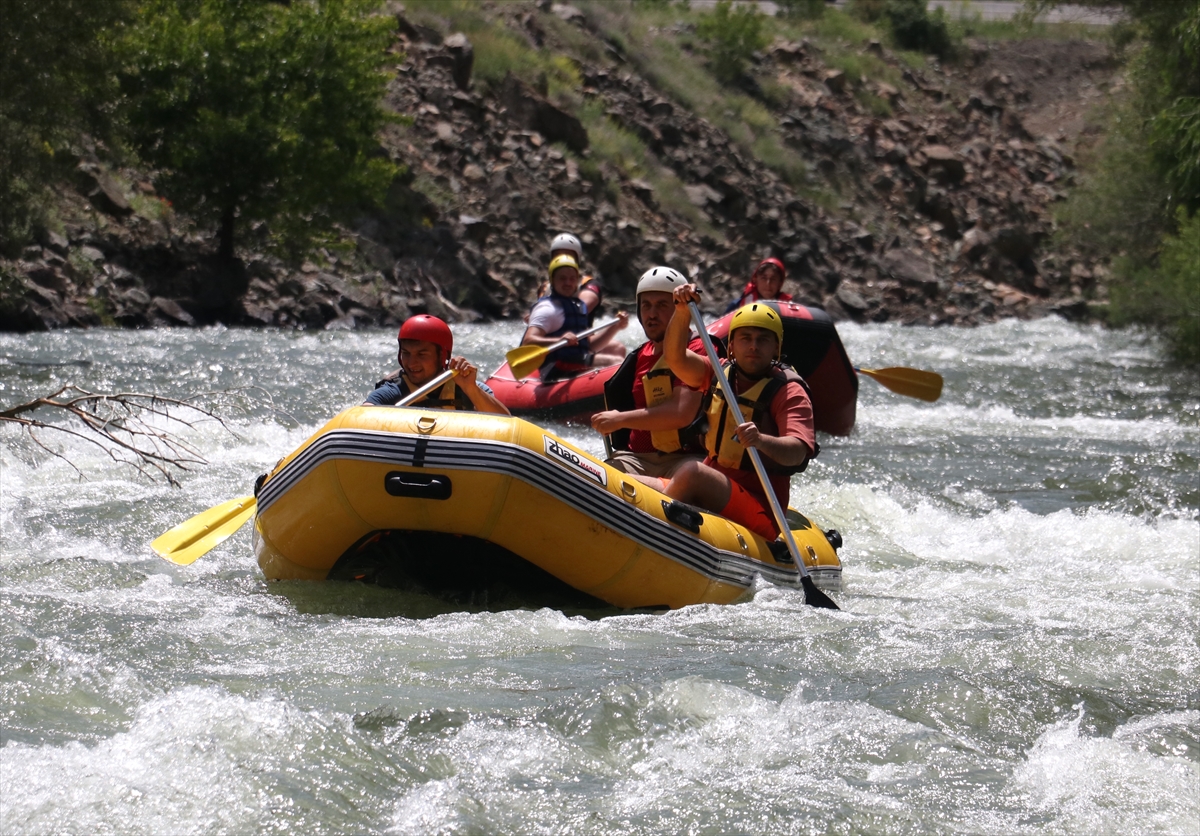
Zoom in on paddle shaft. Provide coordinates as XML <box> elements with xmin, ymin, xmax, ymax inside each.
<box><xmin>536</xmin><ymin>319</ymin><xmax>616</xmax><ymax>357</ymax></box>
<box><xmin>687</xmin><ymin>302</ymin><xmax>814</xmax><ymax>582</ymax></box>
<box><xmin>400</xmin><ymin>368</ymin><xmax>457</xmax><ymax>404</ymax></box>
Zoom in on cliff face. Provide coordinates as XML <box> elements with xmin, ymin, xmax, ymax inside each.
<box><xmin>0</xmin><ymin>3</ymin><xmax>1118</xmax><ymax>333</ymax></box>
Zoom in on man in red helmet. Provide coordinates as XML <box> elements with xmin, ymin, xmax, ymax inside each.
<box><xmin>723</xmin><ymin>257</ymin><xmax>792</xmax><ymax>313</ymax></box>
<box><xmin>364</xmin><ymin>315</ymin><xmax>510</xmax><ymax>414</ymax></box>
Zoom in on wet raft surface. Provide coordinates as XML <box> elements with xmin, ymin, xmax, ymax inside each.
<box><xmin>2</xmin><ymin>320</ymin><xmax>1197</xmax><ymax>834</ymax></box>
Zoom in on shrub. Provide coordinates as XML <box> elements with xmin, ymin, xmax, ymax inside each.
<box><xmin>776</xmin><ymin>0</ymin><xmax>827</xmax><ymax>21</ymax></box>
<box><xmin>847</xmin><ymin>0</ymin><xmax>887</xmax><ymax>23</ymax></box>
<box><xmin>696</xmin><ymin>0</ymin><xmax>767</xmax><ymax>84</ymax></box>
<box><xmin>884</xmin><ymin>0</ymin><xmax>955</xmax><ymax>60</ymax></box>
<box><xmin>1110</xmin><ymin>208</ymin><xmax>1200</xmax><ymax>363</ymax></box>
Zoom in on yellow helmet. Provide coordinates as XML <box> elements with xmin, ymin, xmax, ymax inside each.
<box><xmin>548</xmin><ymin>254</ymin><xmax>579</xmax><ymax>277</ymax></box>
<box><xmin>729</xmin><ymin>302</ymin><xmax>783</xmax><ymax>357</ymax></box>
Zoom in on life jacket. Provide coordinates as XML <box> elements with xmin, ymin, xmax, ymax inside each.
<box><xmin>376</xmin><ymin>370</ymin><xmax>475</xmax><ymax>410</ymax></box>
<box><xmin>603</xmin><ymin>343</ymin><xmax>706</xmax><ymax>455</ymax></box>
<box><xmin>703</xmin><ymin>360</ymin><xmax>816</xmax><ymax>474</ymax></box>
<box><xmin>542</xmin><ymin>290</ymin><xmax>591</xmax><ymax>369</ymax></box>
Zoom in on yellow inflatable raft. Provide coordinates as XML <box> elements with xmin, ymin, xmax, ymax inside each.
<box><xmin>253</xmin><ymin>406</ymin><xmax>842</xmax><ymax>610</ymax></box>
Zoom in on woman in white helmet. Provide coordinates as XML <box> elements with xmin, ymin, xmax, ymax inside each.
<box><xmin>550</xmin><ymin>232</ymin><xmax>605</xmax><ymax>327</ymax></box>
<box><xmin>591</xmin><ymin>266</ymin><xmax>708</xmax><ymax>484</ymax></box>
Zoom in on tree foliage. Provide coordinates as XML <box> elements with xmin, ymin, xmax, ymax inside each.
<box><xmin>119</xmin><ymin>0</ymin><xmax>400</xmax><ymax>259</ymax></box>
<box><xmin>775</xmin><ymin>0</ymin><xmax>827</xmax><ymax>21</ymax></box>
<box><xmin>696</xmin><ymin>0</ymin><xmax>767</xmax><ymax>84</ymax></box>
<box><xmin>884</xmin><ymin>0</ymin><xmax>954</xmax><ymax>60</ymax></box>
<box><xmin>0</xmin><ymin>0</ymin><xmax>132</xmax><ymax>252</ymax></box>
<box><xmin>1045</xmin><ymin>0</ymin><xmax>1200</xmax><ymax>362</ymax></box>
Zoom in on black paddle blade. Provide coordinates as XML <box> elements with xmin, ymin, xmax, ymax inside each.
<box><xmin>801</xmin><ymin>576</ymin><xmax>840</xmax><ymax>610</ymax></box>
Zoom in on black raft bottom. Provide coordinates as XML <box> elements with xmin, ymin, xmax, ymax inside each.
<box><xmin>326</xmin><ymin>529</ymin><xmax>633</xmax><ymax>617</ymax></box>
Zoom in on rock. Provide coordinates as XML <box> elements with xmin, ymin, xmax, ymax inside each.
<box><xmin>26</xmin><ymin>265</ymin><xmax>70</xmax><ymax>294</ymax></box>
<box><xmin>684</xmin><ymin>183</ymin><xmax>723</xmax><ymax>207</ymax></box>
<box><xmin>883</xmin><ymin>249</ymin><xmax>942</xmax><ymax>294</ymax></box>
<box><xmin>551</xmin><ymin>3</ymin><xmax>584</xmax><ymax>22</ymax></box>
<box><xmin>78</xmin><ymin>168</ymin><xmax>133</xmax><ymax>217</ymax></box>
<box><xmin>836</xmin><ymin>284</ymin><xmax>870</xmax><ymax>312</ymax></box>
<box><xmin>443</xmin><ymin>33</ymin><xmax>474</xmax><ymax>91</ymax></box>
<box><xmin>822</xmin><ymin>69</ymin><xmax>847</xmax><ymax>95</ymax></box>
<box><xmin>959</xmin><ymin>226</ymin><xmax>992</xmax><ymax>261</ymax></box>
<box><xmin>37</xmin><ymin>229</ymin><xmax>69</xmax><ymax>255</ymax></box>
<box><xmin>921</xmin><ymin>145</ymin><xmax>966</xmax><ymax>183</ymax></box>
<box><xmin>151</xmin><ymin>297</ymin><xmax>196</xmax><ymax>325</ymax></box>
<box><xmin>499</xmin><ymin>73</ymin><xmax>589</xmax><ymax>153</ymax></box>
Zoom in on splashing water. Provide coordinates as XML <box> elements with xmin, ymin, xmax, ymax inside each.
<box><xmin>2</xmin><ymin>318</ymin><xmax>1197</xmax><ymax>834</ymax></box>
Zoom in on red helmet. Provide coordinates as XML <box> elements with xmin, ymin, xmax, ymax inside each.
<box><xmin>398</xmin><ymin>315</ymin><xmax>453</xmax><ymax>359</ymax></box>
<box><xmin>755</xmin><ymin>257</ymin><xmax>786</xmax><ymax>279</ymax></box>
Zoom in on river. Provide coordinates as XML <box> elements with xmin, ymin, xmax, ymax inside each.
<box><xmin>1</xmin><ymin>318</ymin><xmax>1197</xmax><ymax>835</ymax></box>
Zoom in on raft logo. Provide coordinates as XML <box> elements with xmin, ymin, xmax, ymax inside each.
<box><xmin>543</xmin><ymin>436</ymin><xmax>608</xmax><ymax>487</ymax></box>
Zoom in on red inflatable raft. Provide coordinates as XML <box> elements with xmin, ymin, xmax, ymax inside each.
<box><xmin>484</xmin><ymin>362</ymin><xmax>617</xmax><ymax>419</ymax></box>
<box><xmin>486</xmin><ymin>302</ymin><xmax>858</xmax><ymax>435</ymax></box>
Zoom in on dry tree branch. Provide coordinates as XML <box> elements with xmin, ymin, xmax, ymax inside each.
<box><xmin>0</xmin><ymin>385</ymin><xmax>237</xmax><ymax>486</ymax></box>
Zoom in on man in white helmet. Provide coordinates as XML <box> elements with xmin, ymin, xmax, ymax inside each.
<box><xmin>550</xmin><ymin>232</ymin><xmax>604</xmax><ymax>326</ymax></box>
<box><xmin>590</xmin><ymin>266</ymin><xmax>708</xmax><ymax>484</ymax></box>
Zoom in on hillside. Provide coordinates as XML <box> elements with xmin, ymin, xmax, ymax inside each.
<box><xmin>0</xmin><ymin>1</ymin><xmax>1121</xmax><ymax>332</ymax></box>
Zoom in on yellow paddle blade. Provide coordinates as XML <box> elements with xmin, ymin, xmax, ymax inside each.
<box><xmin>505</xmin><ymin>344</ymin><xmax>551</xmax><ymax>380</ymax></box>
<box><xmin>151</xmin><ymin>496</ymin><xmax>257</xmax><ymax>565</ymax></box>
<box><xmin>857</xmin><ymin>367</ymin><xmax>944</xmax><ymax>402</ymax></box>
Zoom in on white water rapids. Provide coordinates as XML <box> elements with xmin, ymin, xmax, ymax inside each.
<box><xmin>1</xmin><ymin>318</ymin><xmax>1197</xmax><ymax>834</ymax></box>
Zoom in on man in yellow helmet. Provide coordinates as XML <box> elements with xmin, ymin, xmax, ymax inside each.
<box><xmin>521</xmin><ymin>254</ymin><xmax>627</xmax><ymax>376</ymax></box>
<box><xmin>658</xmin><ymin>284</ymin><xmax>817</xmax><ymax>540</ymax></box>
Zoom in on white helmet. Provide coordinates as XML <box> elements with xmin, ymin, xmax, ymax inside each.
<box><xmin>550</xmin><ymin>232</ymin><xmax>582</xmax><ymax>258</ymax></box>
<box><xmin>636</xmin><ymin>266</ymin><xmax>687</xmax><ymax>298</ymax></box>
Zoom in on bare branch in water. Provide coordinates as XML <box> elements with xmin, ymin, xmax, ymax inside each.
<box><xmin>0</xmin><ymin>385</ymin><xmax>237</xmax><ymax>486</ymax></box>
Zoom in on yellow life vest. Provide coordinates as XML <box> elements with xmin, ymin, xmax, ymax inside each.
<box><xmin>398</xmin><ymin>373</ymin><xmax>474</xmax><ymax>410</ymax></box>
<box><xmin>704</xmin><ymin>362</ymin><xmax>811</xmax><ymax>473</ymax></box>
<box><xmin>642</xmin><ymin>355</ymin><xmax>683</xmax><ymax>454</ymax></box>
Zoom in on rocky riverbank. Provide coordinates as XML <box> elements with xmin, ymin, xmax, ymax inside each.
<box><xmin>0</xmin><ymin>2</ymin><xmax>1119</xmax><ymax>333</ymax></box>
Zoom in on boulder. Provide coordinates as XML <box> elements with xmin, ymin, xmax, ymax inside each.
<box><xmin>921</xmin><ymin>145</ymin><xmax>966</xmax><ymax>183</ymax></box>
<box><xmin>151</xmin><ymin>297</ymin><xmax>196</xmax><ymax>325</ymax></box>
<box><xmin>499</xmin><ymin>74</ymin><xmax>589</xmax><ymax>153</ymax></box>
<box><xmin>883</xmin><ymin>249</ymin><xmax>942</xmax><ymax>294</ymax></box>
<box><xmin>443</xmin><ymin>33</ymin><xmax>474</xmax><ymax>91</ymax></box>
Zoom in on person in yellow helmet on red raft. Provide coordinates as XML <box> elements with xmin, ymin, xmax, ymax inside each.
<box><xmin>364</xmin><ymin>314</ymin><xmax>510</xmax><ymax>414</ymax></box>
<box><xmin>659</xmin><ymin>284</ymin><xmax>818</xmax><ymax>540</ymax></box>
<box><xmin>520</xmin><ymin>254</ymin><xmax>628</xmax><ymax>377</ymax></box>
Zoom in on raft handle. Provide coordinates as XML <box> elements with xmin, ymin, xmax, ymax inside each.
<box><xmin>620</xmin><ymin>481</ymin><xmax>638</xmax><ymax>500</ymax></box>
<box><xmin>385</xmin><ymin>472</ymin><xmax>453</xmax><ymax>500</ymax></box>
<box><xmin>662</xmin><ymin>500</ymin><xmax>704</xmax><ymax>534</ymax></box>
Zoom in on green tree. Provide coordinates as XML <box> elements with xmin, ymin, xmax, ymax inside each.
<box><xmin>1044</xmin><ymin>0</ymin><xmax>1200</xmax><ymax>362</ymax></box>
<box><xmin>696</xmin><ymin>0</ymin><xmax>767</xmax><ymax>84</ymax></box>
<box><xmin>119</xmin><ymin>0</ymin><xmax>400</xmax><ymax>260</ymax></box>
<box><xmin>0</xmin><ymin>0</ymin><xmax>131</xmax><ymax>252</ymax></box>
<box><xmin>776</xmin><ymin>0</ymin><xmax>827</xmax><ymax>21</ymax></box>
